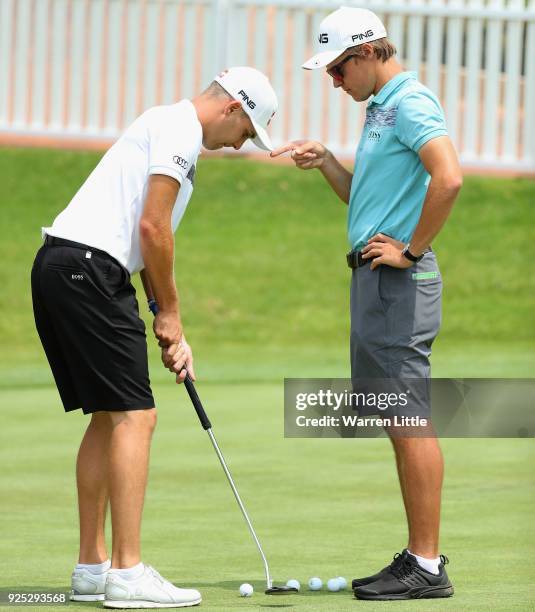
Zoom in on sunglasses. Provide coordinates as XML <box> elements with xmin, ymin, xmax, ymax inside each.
<box><xmin>326</xmin><ymin>54</ymin><xmax>357</xmax><ymax>81</ymax></box>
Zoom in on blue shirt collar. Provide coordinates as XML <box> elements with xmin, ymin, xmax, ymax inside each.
<box><xmin>368</xmin><ymin>71</ymin><xmax>417</xmax><ymax>106</ymax></box>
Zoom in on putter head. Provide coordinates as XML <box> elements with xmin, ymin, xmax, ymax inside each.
<box><xmin>265</xmin><ymin>585</ymin><xmax>299</xmax><ymax>595</ymax></box>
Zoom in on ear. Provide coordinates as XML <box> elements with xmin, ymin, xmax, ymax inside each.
<box><xmin>224</xmin><ymin>100</ymin><xmax>242</xmax><ymax>116</ymax></box>
<box><xmin>361</xmin><ymin>43</ymin><xmax>375</xmax><ymax>59</ymax></box>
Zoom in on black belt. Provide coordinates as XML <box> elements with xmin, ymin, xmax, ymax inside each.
<box><xmin>44</xmin><ymin>235</ymin><xmax>110</xmax><ymax>259</ymax></box>
<box><xmin>346</xmin><ymin>246</ymin><xmax>432</xmax><ymax>269</ymax></box>
<box><xmin>346</xmin><ymin>250</ymin><xmax>368</xmax><ymax>269</ymax></box>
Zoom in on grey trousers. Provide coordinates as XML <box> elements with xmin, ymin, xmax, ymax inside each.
<box><xmin>350</xmin><ymin>252</ymin><xmax>442</xmax><ymax>380</ymax></box>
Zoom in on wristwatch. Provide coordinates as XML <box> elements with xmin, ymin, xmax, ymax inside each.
<box><xmin>401</xmin><ymin>244</ymin><xmax>424</xmax><ymax>263</ymax></box>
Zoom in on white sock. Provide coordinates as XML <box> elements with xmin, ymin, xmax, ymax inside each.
<box><xmin>407</xmin><ymin>550</ymin><xmax>440</xmax><ymax>575</ymax></box>
<box><xmin>108</xmin><ymin>562</ymin><xmax>145</xmax><ymax>581</ymax></box>
<box><xmin>76</xmin><ymin>559</ymin><xmax>111</xmax><ymax>574</ymax></box>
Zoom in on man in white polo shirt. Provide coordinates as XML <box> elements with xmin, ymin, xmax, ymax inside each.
<box><xmin>31</xmin><ymin>67</ymin><xmax>277</xmax><ymax>609</ymax></box>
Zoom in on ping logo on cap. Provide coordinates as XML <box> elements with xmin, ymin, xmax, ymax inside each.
<box><xmin>238</xmin><ymin>89</ymin><xmax>256</xmax><ymax>109</ymax></box>
<box><xmin>352</xmin><ymin>29</ymin><xmax>374</xmax><ymax>41</ymax></box>
<box><xmin>318</xmin><ymin>33</ymin><xmax>329</xmax><ymax>43</ymax></box>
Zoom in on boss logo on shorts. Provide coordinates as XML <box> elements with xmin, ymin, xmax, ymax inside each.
<box><xmin>368</xmin><ymin>130</ymin><xmax>381</xmax><ymax>141</ymax></box>
<box><xmin>238</xmin><ymin>89</ymin><xmax>256</xmax><ymax>110</ymax></box>
<box><xmin>172</xmin><ymin>155</ymin><xmax>188</xmax><ymax>169</ymax></box>
<box><xmin>71</xmin><ymin>274</ymin><xmax>84</xmax><ymax>281</ymax></box>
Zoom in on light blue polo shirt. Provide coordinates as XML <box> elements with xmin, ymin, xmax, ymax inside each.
<box><xmin>348</xmin><ymin>72</ymin><xmax>448</xmax><ymax>250</ymax></box>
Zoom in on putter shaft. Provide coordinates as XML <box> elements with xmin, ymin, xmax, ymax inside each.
<box><xmin>148</xmin><ymin>300</ymin><xmax>273</xmax><ymax>589</ymax></box>
<box><xmin>205</xmin><ymin>428</ymin><xmax>273</xmax><ymax>589</ymax></box>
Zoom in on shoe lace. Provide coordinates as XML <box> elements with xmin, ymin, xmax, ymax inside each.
<box><xmin>440</xmin><ymin>554</ymin><xmax>449</xmax><ymax>565</ymax></box>
<box><xmin>388</xmin><ymin>552</ymin><xmax>404</xmax><ymax>571</ymax></box>
<box><xmin>391</xmin><ymin>557</ymin><xmax>417</xmax><ymax>581</ymax></box>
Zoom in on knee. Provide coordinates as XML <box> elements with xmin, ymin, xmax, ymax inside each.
<box><xmin>90</xmin><ymin>411</ymin><xmax>112</xmax><ymax>431</ymax></box>
<box><xmin>109</xmin><ymin>408</ymin><xmax>157</xmax><ymax>434</ymax></box>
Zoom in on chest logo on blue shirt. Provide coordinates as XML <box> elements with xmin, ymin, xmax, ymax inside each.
<box><xmin>365</xmin><ymin>106</ymin><xmax>398</xmax><ymax>129</ymax></box>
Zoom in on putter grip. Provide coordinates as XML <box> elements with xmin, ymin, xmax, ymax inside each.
<box><xmin>148</xmin><ymin>299</ymin><xmax>212</xmax><ymax>430</ymax></box>
<box><xmin>184</xmin><ymin>375</ymin><xmax>212</xmax><ymax>430</ymax></box>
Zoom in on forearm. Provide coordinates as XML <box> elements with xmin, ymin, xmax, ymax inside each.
<box><xmin>139</xmin><ymin>223</ymin><xmax>179</xmax><ymax>314</ymax></box>
<box><xmin>320</xmin><ymin>151</ymin><xmax>353</xmax><ymax>204</ymax></box>
<box><xmin>409</xmin><ymin>176</ymin><xmax>461</xmax><ymax>255</ymax></box>
<box><xmin>140</xmin><ymin>269</ymin><xmax>154</xmax><ymax>302</ymax></box>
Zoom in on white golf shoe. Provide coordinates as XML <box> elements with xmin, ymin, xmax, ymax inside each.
<box><xmin>103</xmin><ymin>564</ymin><xmax>201</xmax><ymax>608</ymax></box>
<box><xmin>70</xmin><ymin>566</ymin><xmax>108</xmax><ymax>601</ymax></box>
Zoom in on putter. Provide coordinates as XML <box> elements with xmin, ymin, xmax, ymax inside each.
<box><xmin>148</xmin><ymin>299</ymin><xmax>297</xmax><ymax>595</ymax></box>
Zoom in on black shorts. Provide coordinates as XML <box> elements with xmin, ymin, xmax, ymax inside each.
<box><xmin>31</xmin><ymin>238</ymin><xmax>155</xmax><ymax>414</ymax></box>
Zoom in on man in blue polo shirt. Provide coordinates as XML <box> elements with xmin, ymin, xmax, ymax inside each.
<box><xmin>272</xmin><ymin>6</ymin><xmax>462</xmax><ymax>601</ymax></box>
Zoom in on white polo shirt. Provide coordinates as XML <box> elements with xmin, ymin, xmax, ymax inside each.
<box><xmin>44</xmin><ymin>100</ymin><xmax>202</xmax><ymax>273</ymax></box>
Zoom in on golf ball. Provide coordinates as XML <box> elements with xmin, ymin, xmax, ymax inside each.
<box><xmin>337</xmin><ymin>576</ymin><xmax>348</xmax><ymax>590</ymax></box>
<box><xmin>239</xmin><ymin>583</ymin><xmax>253</xmax><ymax>597</ymax></box>
<box><xmin>308</xmin><ymin>577</ymin><xmax>322</xmax><ymax>591</ymax></box>
<box><xmin>327</xmin><ymin>578</ymin><xmax>341</xmax><ymax>592</ymax></box>
<box><xmin>286</xmin><ymin>579</ymin><xmax>300</xmax><ymax>591</ymax></box>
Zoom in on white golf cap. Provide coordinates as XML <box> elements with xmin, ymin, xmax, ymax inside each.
<box><xmin>214</xmin><ymin>66</ymin><xmax>278</xmax><ymax>151</ymax></box>
<box><xmin>302</xmin><ymin>6</ymin><xmax>387</xmax><ymax>70</ymax></box>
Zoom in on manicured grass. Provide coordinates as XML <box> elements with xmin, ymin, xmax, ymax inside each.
<box><xmin>0</xmin><ymin>148</ymin><xmax>534</xmax><ymax>380</ymax></box>
<box><xmin>0</xmin><ymin>382</ymin><xmax>534</xmax><ymax>610</ymax></box>
<box><xmin>0</xmin><ymin>148</ymin><xmax>534</xmax><ymax>610</ymax></box>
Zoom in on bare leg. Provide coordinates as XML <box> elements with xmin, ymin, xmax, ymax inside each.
<box><xmin>77</xmin><ymin>412</ymin><xmax>112</xmax><ymax>564</ymax></box>
<box><xmin>108</xmin><ymin>408</ymin><xmax>157</xmax><ymax>569</ymax></box>
<box><xmin>390</xmin><ymin>435</ymin><xmax>444</xmax><ymax>558</ymax></box>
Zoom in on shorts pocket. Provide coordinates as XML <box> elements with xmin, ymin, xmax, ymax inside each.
<box><xmin>46</xmin><ymin>263</ymin><xmax>84</xmax><ymax>273</ymax></box>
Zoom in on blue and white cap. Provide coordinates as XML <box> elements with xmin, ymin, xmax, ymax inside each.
<box><xmin>302</xmin><ymin>7</ymin><xmax>387</xmax><ymax>70</ymax></box>
<box><xmin>215</xmin><ymin>67</ymin><xmax>278</xmax><ymax>151</ymax></box>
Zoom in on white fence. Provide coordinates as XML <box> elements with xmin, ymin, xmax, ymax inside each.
<box><xmin>1</xmin><ymin>0</ymin><xmax>534</xmax><ymax>171</ymax></box>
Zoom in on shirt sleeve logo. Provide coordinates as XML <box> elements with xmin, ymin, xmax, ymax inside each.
<box><xmin>172</xmin><ymin>155</ymin><xmax>188</xmax><ymax>169</ymax></box>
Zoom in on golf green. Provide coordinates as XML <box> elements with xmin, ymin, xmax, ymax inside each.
<box><xmin>1</xmin><ymin>381</ymin><xmax>533</xmax><ymax>610</ymax></box>
<box><xmin>1</xmin><ymin>149</ymin><xmax>534</xmax><ymax>610</ymax></box>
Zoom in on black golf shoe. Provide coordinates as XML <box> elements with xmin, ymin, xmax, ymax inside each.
<box><xmin>354</xmin><ymin>552</ymin><xmax>454</xmax><ymax>600</ymax></box>
<box><xmin>351</xmin><ymin>549</ymin><xmax>409</xmax><ymax>589</ymax></box>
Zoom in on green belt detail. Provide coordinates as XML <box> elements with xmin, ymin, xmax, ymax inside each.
<box><xmin>412</xmin><ymin>271</ymin><xmax>439</xmax><ymax>280</ymax></box>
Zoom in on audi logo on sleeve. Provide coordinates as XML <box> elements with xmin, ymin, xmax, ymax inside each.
<box><xmin>172</xmin><ymin>155</ymin><xmax>188</xmax><ymax>169</ymax></box>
